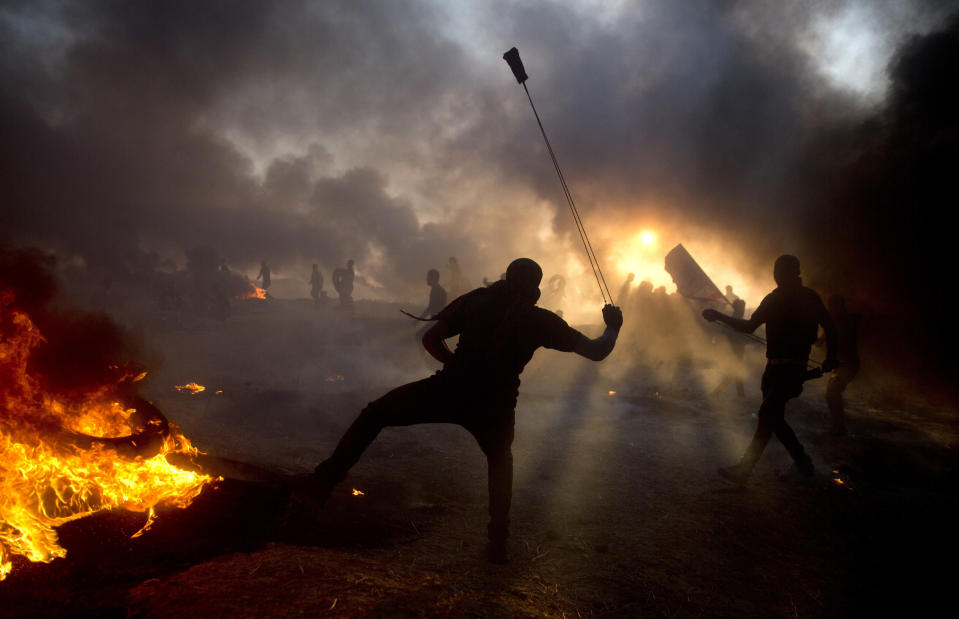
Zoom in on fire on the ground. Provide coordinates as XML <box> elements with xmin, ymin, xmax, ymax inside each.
<box><xmin>0</xmin><ymin>298</ymin><xmax>213</xmax><ymax>581</ymax></box>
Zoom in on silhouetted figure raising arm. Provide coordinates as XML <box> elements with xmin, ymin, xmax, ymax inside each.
<box><xmin>703</xmin><ymin>255</ymin><xmax>837</xmax><ymax>485</ymax></box>
<box><xmin>308</xmin><ymin>257</ymin><xmax>622</xmax><ymax>563</ymax></box>
<box><xmin>422</xmin><ymin>299</ymin><xmax>622</xmax><ymax>363</ymax></box>
<box><xmin>571</xmin><ymin>304</ymin><xmax>622</xmax><ymax>360</ymax></box>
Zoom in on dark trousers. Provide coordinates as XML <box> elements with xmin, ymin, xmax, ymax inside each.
<box><xmin>739</xmin><ymin>364</ymin><xmax>811</xmax><ymax>472</ymax></box>
<box><xmin>317</xmin><ymin>374</ymin><xmax>516</xmax><ymax>543</ymax></box>
<box><xmin>826</xmin><ymin>364</ymin><xmax>859</xmax><ymax>430</ymax></box>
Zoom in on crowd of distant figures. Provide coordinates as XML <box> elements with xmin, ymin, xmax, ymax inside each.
<box><xmin>79</xmin><ymin>249</ymin><xmax>753</xmax><ymax>388</ymax></box>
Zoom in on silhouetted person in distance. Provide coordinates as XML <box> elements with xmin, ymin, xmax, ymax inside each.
<box><xmin>309</xmin><ymin>258</ymin><xmax>623</xmax><ymax>563</ymax></box>
<box><xmin>703</xmin><ymin>255</ymin><xmax>837</xmax><ymax>484</ymax></box>
<box><xmin>824</xmin><ymin>294</ymin><xmax>860</xmax><ymax>436</ymax></box>
<box><xmin>256</xmin><ymin>260</ymin><xmax>271</xmax><ymax>292</ymax></box>
<box><xmin>219</xmin><ymin>258</ymin><xmax>230</xmax><ymax>274</ymax></box>
<box><xmin>415</xmin><ymin>268</ymin><xmax>449</xmax><ymax>345</ymax></box>
<box><xmin>309</xmin><ymin>264</ymin><xmax>324</xmax><ymax>307</ymax></box>
<box><xmin>725</xmin><ymin>284</ymin><xmax>740</xmax><ymax>304</ymax></box>
<box><xmin>332</xmin><ymin>259</ymin><xmax>355</xmax><ymax>312</ymax></box>
<box><xmin>711</xmin><ymin>298</ymin><xmax>747</xmax><ymax>398</ymax></box>
<box><xmin>420</xmin><ymin>269</ymin><xmax>447</xmax><ymax>319</ymax></box>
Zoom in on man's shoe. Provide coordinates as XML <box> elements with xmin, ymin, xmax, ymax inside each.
<box><xmin>289</xmin><ymin>467</ymin><xmax>338</xmax><ymax>511</ymax></box>
<box><xmin>717</xmin><ymin>464</ymin><xmax>750</xmax><ymax>485</ymax></box>
<box><xmin>310</xmin><ymin>461</ymin><xmax>346</xmax><ymax>504</ymax></box>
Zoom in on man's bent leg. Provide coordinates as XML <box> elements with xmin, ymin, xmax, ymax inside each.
<box><xmin>314</xmin><ymin>377</ymin><xmax>451</xmax><ymax>498</ymax></box>
<box><xmin>718</xmin><ymin>381</ymin><xmax>785</xmax><ymax>484</ymax></box>
<box><xmin>771</xmin><ymin>414</ymin><xmax>814</xmax><ymax>475</ymax></box>
<box><xmin>738</xmin><ymin>396</ymin><xmax>781</xmax><ymax>472</ymax></box>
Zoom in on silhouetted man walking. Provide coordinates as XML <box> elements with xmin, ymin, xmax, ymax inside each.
<box><xmin>415</xmin><ymin>268</ymin><xmax>449</xmax><ymax>346</ymax></box>
<box><xmin>703</xmin><ymin>255</ymin><xmax>836</xmax><ymax>484</ymax></box>
<box><xmin>310</xmin><ymin>258</ymin><xmax>623</xmax><ymax>562</ymax></box>
<box><xmin>332</xmin><ymin>259</ymin><xmax>355</xmax><ymax>312</ymax></box>
<box><xmin>256</xmin><ymin>260</ymin><xmax>271</xmax><ymax>291</ymax></box>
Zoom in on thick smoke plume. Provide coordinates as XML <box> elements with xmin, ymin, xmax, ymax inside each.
<box><xmin>1</xmin><ymin>1</ymin><xmax>957</xmax><ymax>394</ymax></box>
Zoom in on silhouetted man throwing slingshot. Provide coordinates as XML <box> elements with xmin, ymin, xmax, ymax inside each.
<box><xmin>703</xmin><ymin>255</ymin><xmax>837</xmax><ymax>484</ymax></box>
<box><xmin>309</xmin><ymin>258</ymin><xmax>623</xmax><ymax>562</ymax></box>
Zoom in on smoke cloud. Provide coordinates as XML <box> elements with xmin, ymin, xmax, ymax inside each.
<box><xmin>1</xmin><ymin>0</ymin><xmax>956</xmax><ymax>390</ymax></box>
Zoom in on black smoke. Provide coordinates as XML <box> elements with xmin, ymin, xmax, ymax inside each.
<box><xmin>1</xmin><ymin>1</ymin><xmax>957</xmax><ymax>394</ymax></box>
<box><xmin>811</xmin><ymin>15</ymin><xmax>959</xmax><ymax>392</ymax></box>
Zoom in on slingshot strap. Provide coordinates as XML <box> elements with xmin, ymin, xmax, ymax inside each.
<box><xmin>400</xmin><ymin>309</ymin><xmax>435</xmax><ymax>321</ymax></box>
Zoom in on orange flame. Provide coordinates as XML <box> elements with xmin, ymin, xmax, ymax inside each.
<box><xmin>352</xmin><ymin>488</ymin><xmax>364</xmax><ymax>496</ymax></box>
<box><xmin>0</xmin><ymin>301</ymin><xmax>212</xmax><ymax>581</ymax></box>
<box><xmin>174</xmin><ymin>382</ymin><xmax>206</xmax><ymax>394</ymax></box>
<box><xmin>237</xmin><ymin>284</ymin><xmax>266</xmax><ymax>300</ymax></box>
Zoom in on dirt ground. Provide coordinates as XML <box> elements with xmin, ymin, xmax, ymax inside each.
<box><xmin>2</xmin><ymin>298</ymin><xmax>956</xmax><ymax>617</ymax></box>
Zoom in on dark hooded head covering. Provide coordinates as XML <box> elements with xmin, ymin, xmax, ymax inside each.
<box><xmin>504</xmin><ymin>258</ymin><xmax>542</xmax><ymax>304</ymax></box>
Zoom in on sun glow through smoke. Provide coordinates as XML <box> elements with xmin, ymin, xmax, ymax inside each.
<box><xmin>609</xmin><ymin>227</ymin><xmax>675</xmax><ymax>292</ymax></box>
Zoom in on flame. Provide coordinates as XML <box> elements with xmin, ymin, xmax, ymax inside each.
<box><xmin>351</xmin><ymin>488</ymin><xmax>364</xmax><ymax>496</ymax></box>
<box><xmin>237</xmin><ymin>284</ymin><xmax>266</xmax><ymax>300</ymax></box>
<box><xmin>0</xmin><ymin>300</ymin><xmax>212</xmax><ymax>581</ymax></box>
<box><xmin>174</xmin><ymin>382</ymin><xmax>206</xmax><ymax>394</ymax></box>
<box><xmin>831</xmin><ymin>470</ymin><xmax>853</xmax><ymax>491</ymax></box>
<box><xmin>608</xmin><ymin>390</ymin><xmax>616</xmax><ymax>396</ymax></box>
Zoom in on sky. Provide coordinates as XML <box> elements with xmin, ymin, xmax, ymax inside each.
<box><xmin>1</xmin><ymin>0</ymin><xmax>957</xmax><ymax>358</ymax></box>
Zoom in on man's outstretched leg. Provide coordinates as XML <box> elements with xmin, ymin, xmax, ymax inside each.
<box><xmin>311</xmin><ymin>377</ymin><xmax>450</xmax><ymax>503</ymax></box>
